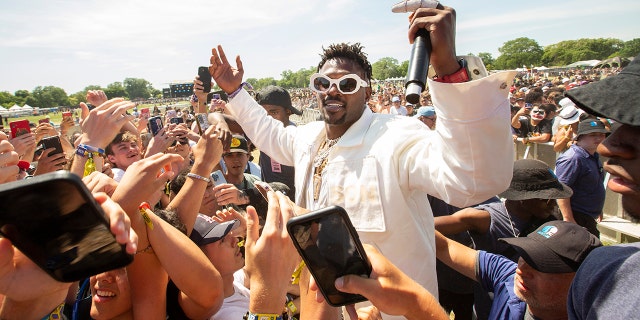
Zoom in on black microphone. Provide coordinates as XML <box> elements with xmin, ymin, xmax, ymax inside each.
<box><xmin>405</xmin><ymin>28</ymin><xmax>431</xmax><ymax>105</ymax></box>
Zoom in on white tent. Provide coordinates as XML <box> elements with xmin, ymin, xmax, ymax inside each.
<box><xmin>22</xmin><ymin>104</ymin><xmax>33</xmax><ymax>110</ymax></box>
<box><xmin>9</xmin><ymin>104</ymin><xmax>21</xmax><ymax>111</ymax></box>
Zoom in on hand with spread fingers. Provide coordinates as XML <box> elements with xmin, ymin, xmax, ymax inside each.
<box><xmin>209</xmin><ymin>45</ymin><xmax>244</xmax><ymax>94</ymax></box>
<box><xmin>78</xmin><ymin>98</ymin><xmax>136</xmax><ymax>149</ymax></box>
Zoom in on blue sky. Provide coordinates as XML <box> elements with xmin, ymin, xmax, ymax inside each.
<box><xmin>1</xmin><ymin>0</ymin><xmax>639</xmax><ymax>94</ymax></box>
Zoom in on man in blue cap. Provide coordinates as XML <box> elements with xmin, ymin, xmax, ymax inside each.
<box><xmin>415</xmin><ymin>106</ymin><xmax>436</xmax><ymax>129</ymax></box>
<box><xmin>555</xmin><ymin>118</ymin><xmax>609</xmax><ymax>236</ymax></box>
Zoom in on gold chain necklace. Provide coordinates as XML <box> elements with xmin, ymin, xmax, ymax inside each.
<box><xmin>312</xmin><ymin>137</ymin><xmax>341</xmax><ymax>200</ymax></box>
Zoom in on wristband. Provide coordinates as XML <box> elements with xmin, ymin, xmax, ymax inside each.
<box><xmin>76</xmin><ymin>144</ymin><xmax>105</xmax><ymax>157</ymax></box>
<box><xmin>139</xmin><ymin>202</ymin><xmax>155</xmax><ymax>230</ymax></box>
<box><xmin>186</xmin><ymin>172</ymin><xmax>211</xmax><ymax>183</ymax></box>
<box><xmin>228</xmin><ymin>82</ymin><xmax>254</xmax><ymax>100</ymax></box>
<box><xmin>245</xmin><ymin>313</ymin><xmax>282</xmax><ymax>320</ymax></box>
<box><xmin>433</xmin><ymin>58</ymin><xmax>470</xmax><ymax>83</ymax></box>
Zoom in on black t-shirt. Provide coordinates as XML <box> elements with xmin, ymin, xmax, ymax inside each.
<box><xmin>166</xmin><ymin>280</ymin><xmax>191</xmax><ymax>320</ymax></box>
<box><xmin>517</xmin><ymin>116</ymin><xmax>552</xmax><ymax>138</ymax></box>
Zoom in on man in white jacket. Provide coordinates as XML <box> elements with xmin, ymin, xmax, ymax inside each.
<box><xmin>208</xmin><ymin>5</ymin><xmax>515</xmax><ymax>318</ymax></box>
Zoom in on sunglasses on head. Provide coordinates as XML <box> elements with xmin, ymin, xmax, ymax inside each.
<box><xmin>309</xmin><ymin>73</ymin><xmax>369</xmax><ymax>95</ymax></box>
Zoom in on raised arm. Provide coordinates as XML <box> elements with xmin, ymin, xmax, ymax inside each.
<box><xmin>166</xmin><ymin>124</ymin><xmax>223</xmax><ymax>233</ymax></box>
<box><xmin>434</xmin><ymin>230</ymin><xmax>478</xmax><ymax>280</ymax></box>
<box><xmin>434</xmin><ymin>207</ymin><xmax>491</xmax><ymax>235</ymax></box>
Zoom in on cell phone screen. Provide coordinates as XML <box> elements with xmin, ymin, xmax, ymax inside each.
<box><xmin>287</xmin><ymin>206</ymin><xmax>371</xmax><ymax>307</ymax></box>
<box><xmin>0</xmin><ymin>172</ymin><xmax>133</xmax><ymax>282</ymax></box>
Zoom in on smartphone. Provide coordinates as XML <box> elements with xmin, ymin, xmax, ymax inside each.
<box><xmin>210</xmin><ymin>170</ymin><xmax>227</xmax><ymax>186</ymax></box>
<box><xmin>286</xmin><ymin>206</ymin><xmax>372</xmax><ymax>307</ymax></box>
<box><xmin>140</xmin><ymin>108</ymin><xmax>150</xmax><ymax>119</ymax></box>
<box><xmin>195</xmin><ymin>113</ymin><xmax>209</xmax><ymax>135</ymax></box>
<box><xmin>39</xmin><ymin>136</ymin><xmax>64</xmax><ymax>157</ymax></box>
<box><xmin>39</xmin><ymin>118</ymin><xmax>50</xmax><ymax>124</ymax></box>
<box><xmin>212</xmin><ymin>93</ymin><xmax>221</xmax><ymax>101</ymax></box>
<box><xmin>166</xmin><ymin>110</ymin><xmax>177</xmax><ymax>119</ymax></box>
<box><xmin>148</xmin><ymin>116</ymin><xmax>164</xmax><ymax>136</ymax></box>
<box><xmin>170</xmin><ymin>117</ymin><xmax>184</xmax><ymax>124</ymax></box>
<box><xmin>0</xmin><ymin>171</ymin><xmax>134</xmax><ymax>282</ymax></box>
<box><xmin>9</xmin><ymin>119</ymin><xmax>31</xmax><ymax>138</ymax></box>
<box><xmin>198</xmin><ymin>66</ymin><xmax>212</xmax><ymax>93</ymax></box>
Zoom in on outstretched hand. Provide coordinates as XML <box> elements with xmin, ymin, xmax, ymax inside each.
<box><xmin>209</xmin><ymin>45</ymin><xmax>244</xmax><ymax>94</ymax></box>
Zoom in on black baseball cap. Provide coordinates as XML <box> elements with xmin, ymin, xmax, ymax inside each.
<box><xmin>499</xmin><ymin>221</ymin><xmax>602</xmax><ymax>273</ymax></box>
<box><xmin>189</xmin><ymin>214</ymin><xmax>239</xmax><ymax>246</ymax></box>
<box><xmin>255</xmin><ymin>85</ymin><xmax>302</xmax><ymax>115</ymax></box>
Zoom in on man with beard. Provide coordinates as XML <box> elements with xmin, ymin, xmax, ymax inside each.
<box><xmin>565</xmin><ymin>54</ymin><xmax>640</xmax><ymax>319</ymax></box>
<box><xmin>208</xmin><ymin>5</ymin><xmax>515</xmax><ymax>318</ymax></box>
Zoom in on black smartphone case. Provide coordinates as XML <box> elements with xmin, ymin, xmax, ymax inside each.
<box><xmin>286</xmin><ymin>205</ymin><xmax>372</xmax><ymax>307</ymax></box>
<box><xmin>0</xmin><ymin>172</ymin><xmax>133</xmax><ymax>282</ymax></box>
<box><xmin>198</xmin><ymin>66</ymin><xmax>212</xmax><ymax>93</ymax></box>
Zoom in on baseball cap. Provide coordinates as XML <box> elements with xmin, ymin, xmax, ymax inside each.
<box><xmin>498</xmin><ymin>159</ymin><xmax>573</xmax><ymax>201</ymax></box>
<box><xmin>391</xmin><ymin>96</ymin><xmax>400</xmax><ymax>102</ymax></box>
<box><xmin>189</xmin><ymin>214</ymin><xmax>240</xmax><ymax>246</ymax></box>
<box><xmin>499</xmin><ymin>221</ymin><xmax>602</xmax><ymax>273</ymax></box>
<box><xmin>576</xmin><ymin>119</ymin><xmax>609</xmax><ymax>138</ymax></box>
<box><xmin>414</xmin><ymin>106</ymin><xmax>435</xmax><ymax>118</ymax></box>
<box><xmin>565</xmin><ymin>53</ymin><xmax>640</xmax><ymax>126</ymax></box>
<box><xmin>255</xmin><ymin>85</ymin><xmax>302</xmax><ymax>115</ymax></box>
<box><xmin>226</xmin><ymin>135</ymin><xmax>249</xmax><ymax>155</ymax></box>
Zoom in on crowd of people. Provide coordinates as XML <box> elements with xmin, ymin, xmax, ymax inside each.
<box><xmin>0</xmin><ymin>3</ymin><xmax>638</xmax><ymax>320</ymax></box>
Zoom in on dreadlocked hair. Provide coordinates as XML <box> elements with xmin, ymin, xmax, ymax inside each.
<box><xmin>317</xmin><ymin>43</ymin><xmax>372</xmax><ymax>81</ymax></box>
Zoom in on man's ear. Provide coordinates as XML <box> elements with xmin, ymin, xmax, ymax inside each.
<box><xmin>365</xmin><ymin>86</ymin><xmax>372</xmax><ymax>102</ymax></box>
<box><xmin>106</xmin><ymin>154</ymin><xmax>116</xmax><ymax>164</ymax></box>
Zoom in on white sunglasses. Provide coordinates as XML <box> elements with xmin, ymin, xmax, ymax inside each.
<box><xmin>309</xmin><ymin>73</ymin><xmax>369</xmax><ymax>95</ymax></box>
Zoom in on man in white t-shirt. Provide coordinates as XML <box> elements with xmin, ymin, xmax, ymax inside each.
<box><xmin>389</xmin><ymin>95</ymin><xmax>407</xmax><ymax>116</ymax></box>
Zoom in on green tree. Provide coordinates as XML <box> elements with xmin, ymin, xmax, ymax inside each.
<box><xmin>104</xmin><ymin>82</ymin><xmax>127</xmax><ymax>98</ymax></box>
<box><xmin>247</xmin><ymin>77</ymin><xmax>277</xmax><ymax>91</ymax></box>
<box><xmin>494</xmin><ymin>37</ymin><xmax>543</xmax><ymax>69</ymax></box>
<box><xmin>0</xmin><ymin>91</ymin><xmax>15</xmax><ymax>108</ymax></box>
<box><xmin>618</xmin><ymin>38</ymin><xmax>640</xmax><ymax>57</ymax></box>
<box><xmin>542</xmin><ymin>38</ymin><xmax>624</xmax><ymax>66</ymax></box>
<box><xmin>477</xmin><ymin>52</ymin><xmax>495</xmax><ymax>69</ymax></box>
<box><xmin>372</xmin><ymin>57</ymin><xmax>403</xmax><ymax>80</ymax></box>
<box><xmin>123</xmin><ymin>78</ymin><xmax>154</xmax><ymax>100</ymax></box>
<box><xmin>30</xmin><ymin>86</ymin><xmax>69</xmax><ymax>108</ymax></box>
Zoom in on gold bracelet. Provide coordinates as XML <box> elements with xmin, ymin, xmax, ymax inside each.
<box><xmin>135</xmin><ymin>244</ymin><xmax>154</xmax><ymax>255</ymax></box>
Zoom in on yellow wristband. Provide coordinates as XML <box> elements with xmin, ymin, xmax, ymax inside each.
<box><xmin>139</xmin><ymin>202</ymin><xmax>154</xmax><ymax>230</ymax></box>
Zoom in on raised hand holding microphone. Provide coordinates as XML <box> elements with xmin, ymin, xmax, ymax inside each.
<box><xmin>393</xmin><ymin>1</ymin><xmax>465</xmax><ymax>103</ymax></box>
